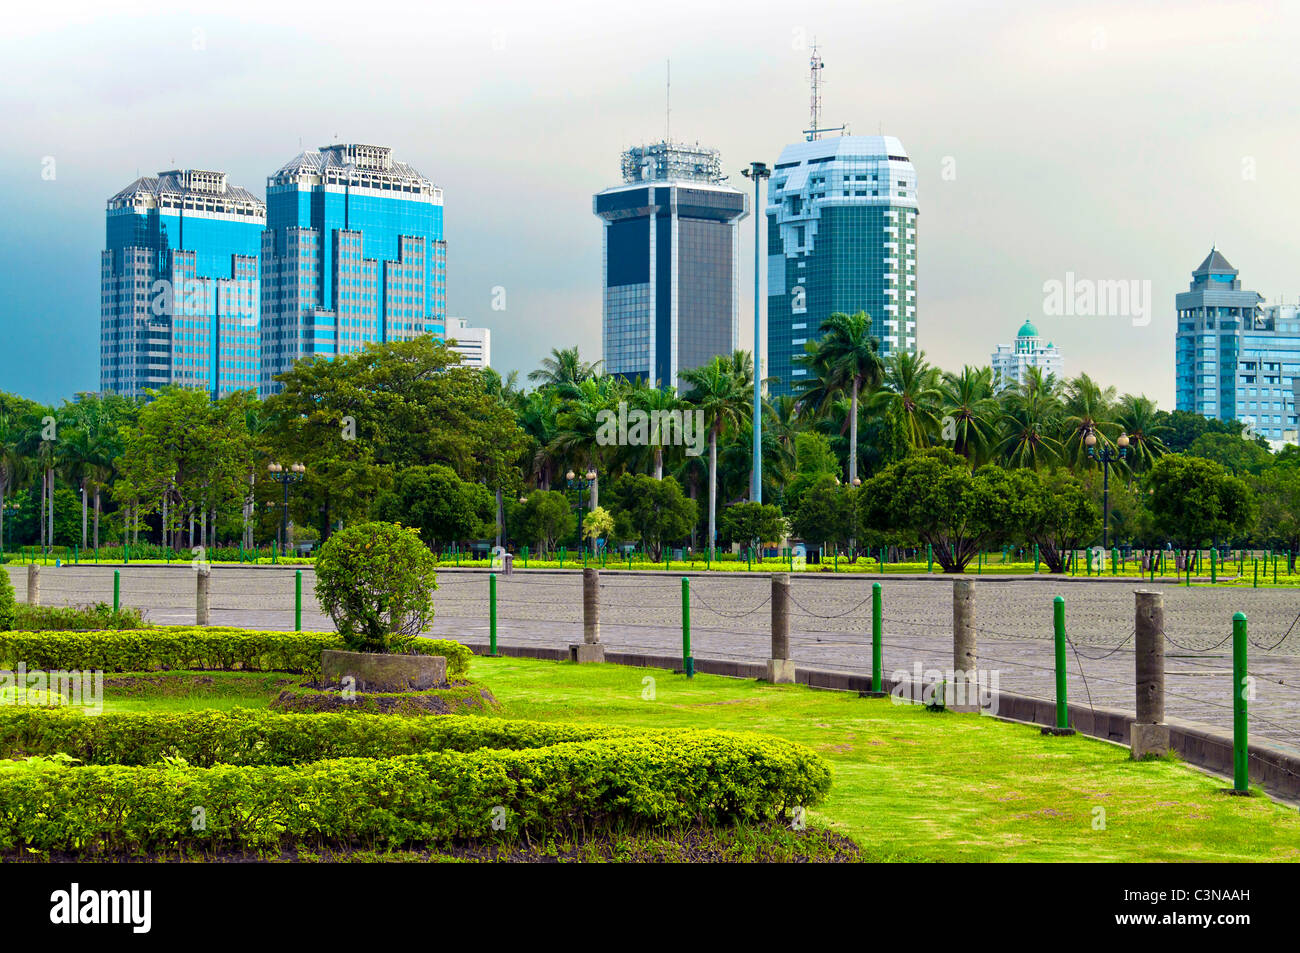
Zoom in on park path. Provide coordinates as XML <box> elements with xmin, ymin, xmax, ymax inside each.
<box><xmin>8</xmin><ymin>564</ymin><xmax>1300</xmax><ymax>755</ymax></box>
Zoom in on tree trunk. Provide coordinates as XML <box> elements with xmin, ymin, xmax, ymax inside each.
<box><xmin>849</xmin><ymin>378</ymin><xmax>859</xmax><ymax>483</ymax></box>
<box><xmin>654</xmin><ymin>447</ymin><xmax>663</xmax><ymax>480</ymax></box>
<box><xmin>81</xmin><ymin>480</ymin><xmax>88</xmax><ymax>549</ymax></box>
<box><xmin>93</xmin><ymin>488</ymin><xmax>100</xmax><ymax>550</ymax></box>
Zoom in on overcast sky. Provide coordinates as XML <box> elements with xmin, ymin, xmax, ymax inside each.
<box><xmin>2</xmin><ymin>0</ymin><xmax>1296</xmax><ymax>407</ymax></box>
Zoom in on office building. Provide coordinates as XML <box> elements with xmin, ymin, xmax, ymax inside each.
<box><xmin>594</xmin><ymin>140</ymin><xmax>748</xmax><ymax>390</ymax></box>
<box><xmin>101</xmin><ymin>169</ymin><xmax>265</xmax><ymax>398</ymax></box>
<box><xmin>991</xmin><ymin>320</ymin><xmax>1063</xmax><ymax>390</ymax></box>
<box><xmin>765</xmin><ymin>135</ymin><xmax>918</xmax><ymax>397</ymax></box>
<box><xmin>1175</xmin><ymin>248</ymin><xmax>1300</xmax><ymax>442</ymax></box>
<box><xmin>260</xmin><ymin>143</ymin><xmax>446</xmax><ymax>394</ymax></box>
<box><xmin>445</xmin><ymin>317</ymin><xmax>490</xmax><ymax>369</ymax></box>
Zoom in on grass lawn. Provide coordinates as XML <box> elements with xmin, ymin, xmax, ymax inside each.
<box><xmin>467</xmin><ymin>656</ymin><xmax>1300</xmax><ymax>862</ymax></box>
<box><xmin>69</xmin><ymin>657</ymin><xmax>1300</xmax><ymax>862</ymax></box>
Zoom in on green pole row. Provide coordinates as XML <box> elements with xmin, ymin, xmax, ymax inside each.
<box><xmin>1232</xmin><ymin>611</ymin><xmax>1249</xmax><ymax>793</ymax></box>
<box><xmin>489</xmin><ymin>572</ymin><xmax>498</xmax><ymax>656</ymax></box>
<box><xmin>113</xmin><ymin>570</ymin><xmax>120</xmax><ymax>613</ymax></box>
<box><xmin>871</xmin><ymin>582</ymin><xmax>883</xmax><ymax>693</ymax></box>
<box><xmin>1053</xmin><ymin>595</ymin><xmax>1068</xmax><ymax>730</ymax></box>
<box><xmin>681</xmin><ymin>576</ymin><xmax>693</xmax><ymax>678</ymax></box>
<box><xmin>294</xmin><ymin>569</ymin><xmax>303</xmax><ymax>632</ymax></box>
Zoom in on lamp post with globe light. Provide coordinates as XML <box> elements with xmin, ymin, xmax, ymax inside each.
<box><xmin>1086</xmin><ymin>431</ymin><xmax>1128</xmax><ymax>550</ymax></box>
<box><xmin>566</xmin><ymin>469</ymin><xmax>597</xmax><ymax>556</ymax></box>
<box><xmin>267</xmin><ymin>462</ymin><xmax>306</xmax><ymax>557</ymax></box>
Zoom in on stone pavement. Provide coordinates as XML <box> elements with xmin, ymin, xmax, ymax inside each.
<box><xmin>8</xmin><ymin>563</ymin><xmax>1300</xmax><ymax>754</ymax></box>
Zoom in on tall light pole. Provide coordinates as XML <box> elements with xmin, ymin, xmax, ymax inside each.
<box><xmin>742</xmin><ymin>161</ymin><xmax>770</xmax><ymax>505</ymax></box>
<box><xmin>566</xmin><ymin>468</ymin><xmax>597</xmax><ymax>553</ymax></box>
<box><xmin>1086</xmin><ymin>431</ymin><xmax>1129</xmax><ymax>549</ymax></box>
<box><xmin>268</xmin><ymin>462</ymin><xmax>306</xmax><ymax>557</ymax></box>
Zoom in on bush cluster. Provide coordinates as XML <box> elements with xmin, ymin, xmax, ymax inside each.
<box><xmin>0</xmin><ymin>712</ymin><xmax>831</xmax><ymax>855</ymax></box>
<box><xmin>0</xmin><ymin>572</ymin><xmax>14</xmax><ymax>631</ymax></box>
<box><xmin>0</xmin><ymin>628</ymin><xmax>471</xmax><ymax>679</ymax></box>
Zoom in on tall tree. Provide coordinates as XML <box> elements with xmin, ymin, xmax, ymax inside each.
<box><xmin>796</xmin><ymin>311</ymin><xmax>883</xmax><ymax>483</ymax></box>
<box><xmin>681</xmin><ymin>352</ymin><xmax>752</xmax><ymax>554</ymax></box>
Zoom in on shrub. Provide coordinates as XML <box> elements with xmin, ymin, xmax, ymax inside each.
<box><xmin>0</xmin><ymin>571</ymin><xmax>14</xmax><ymax>632</ymax></box>
<box><xmin>12</xmin><ymin>603</ymin><xmax>144</xmax><ymax>631</ymax></box>
<box><xmin>314</xmin><ymin>521</ymin><xmax>438</xmax><ymax>653</ymax></box>
<box><xmin>0</xmin><ymin>708</ymin><xmax>622</xmax><ymax>766</ymax></box>
<box><xmin>0</xmin><ymin>628</ymin><xmax>470</xmax><ymax>679</ymax></box>
<box><xmin>0</xmin><ymin>717</ymin><xmax>831</xmax><ymax>855</ymax></box>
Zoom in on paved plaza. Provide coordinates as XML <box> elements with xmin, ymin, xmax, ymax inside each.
<box><xmin>9</xmin><ymin>563</ymin><xmax>1300</xmax><ymax>753</ymax></box>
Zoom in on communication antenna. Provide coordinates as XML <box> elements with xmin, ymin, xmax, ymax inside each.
<box><xmin>803</xmin><ymin>42</ymin><xmax>846</xmax><ymax>141</ymax></box>
<box><xmin>666</xmin><ymin>59</ymin><xmax>671</xmax><ymax>143</ymax></box>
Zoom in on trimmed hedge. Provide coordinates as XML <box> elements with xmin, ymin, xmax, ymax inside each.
<box><xmin>0</xmin><ymin>716</ymin><xmax>831</xmax><ymax>855</ymax></box>
<box><xmin>0</xmin><ymin>707</ymin><xmax>632</xmax><ymax>766</ymax></box>
<box><xmin>0</xmin><ymin>628</ymin><xmax>472</xmax><ymax>679</ymax></box>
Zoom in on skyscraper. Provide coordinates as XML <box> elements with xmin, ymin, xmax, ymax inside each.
<box><xmin>259</xmin><ymin>143</ymin><xmax>446</xmax><ymax>394</ymax></box>
<box><xmin>765</xmin><ymin>135</ymin><xmax>918</xmax><ymax>397</ymax></box>
<box><xmin>991</xmin><ymin>320</ymin><xmax>1064</xmax><ymax>391</ymax></box>
<box><xmin>594</xmin><ymin>141</ymin><xmax>748</xmax><ymax>390</ymax></box>
<box><xmin>101</xmin><ymin>169</ymin><xmax>265</xmax><ymax>399</ymax></box>
<box><xmin>1176</xmin><ymin>248</ymin><xmax>1300</xmax><ymax>442</ymax></box>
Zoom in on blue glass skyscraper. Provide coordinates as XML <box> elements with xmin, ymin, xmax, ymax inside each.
<box><xmin>259</xmin><ymin>143</ymin><xmax>446</xmax><ymax>394</ymax></box>
<box><xmin>101</xmin><ymin>169</ymin><xmax>265</xmax><ymax>398</ymax></box>
<box><xmin>1175</xmin><ymin>249</ymin><xmax>1300</xmax><ymax>442</ymax></box>
<box><xmin>765</xmin><ymin>135</ymin><xmax>918</xmax><ymax>397</ymax></box>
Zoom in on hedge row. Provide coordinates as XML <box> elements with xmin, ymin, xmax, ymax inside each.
<box><xmin>0</xmin><ymin>729</ymin><xmax>831</xmax><ymax>854</ymax></box>
<box><xmin>0</xmin><ymin>707</ymin><xmax>635</xmax><ymax>766</ymax></box>
<box><xmin>0</xmin><ymin>628</ymin><xmax>472</xmax><ymax>679</ymax></box>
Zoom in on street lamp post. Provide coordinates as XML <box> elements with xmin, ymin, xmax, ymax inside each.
<box><xmin>742</xmin><ymin>161</ymin><xmax>770</xmax><ymax>505</ymax></box>
<box><xmin>1086</xmin><ymin>432</ymin><xmax>1129</xmax><ymax>550</ymax></box>
<box><xmin>566</xmin><ymin>469</ymin><xmax>597</xmax><ymax>554</ymax></box>
<box><xmin>267</xmin><ymin>462</ymin><xmax>306</xmax><ymax>557</ymax></box>
<box><xmin>849</xmin><ymin>476</ymin><xmax>861</xmax><ymax>561</ymax></box>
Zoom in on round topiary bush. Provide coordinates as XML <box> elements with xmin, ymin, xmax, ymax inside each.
<box><xmin>314</xmin><ymin>521</ymin><xmax>438</xmax><ymax>654</ymax></box>
<box><xmin>0</xmin><ymin>569</ymin><xmax>15</xmax><ymax>632</ymax></box>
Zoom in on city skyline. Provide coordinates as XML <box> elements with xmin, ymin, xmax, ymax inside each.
<box><xmin>5</xmin><ymin>1</ymin><xmax>1300</xmax><ymax>406</ymax></box>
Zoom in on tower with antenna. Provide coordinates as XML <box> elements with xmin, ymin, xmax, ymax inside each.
<box><xmin>803</xmin><ymin>43</ymin><xmax>846</xmax><ymax>141</ymax></box>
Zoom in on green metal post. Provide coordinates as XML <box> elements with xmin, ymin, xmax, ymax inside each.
<box><xmin>1211</xmin><ymin>547</ymin><xmax>1217</xmax><ymax>584</ymax></box>
<box><xmin>294</xmin><ymin>569</ymin><xmax>302</xmax><ymax>631</ymax></box>
<box><xmin>1111</xmin><ymin>546</ymin><xmax>1117</xmax><ymax>576</ymax></box>
<box><xmin>871</xmin><ymin>582</ymin><xmax>883</xmax><ymax>693</ymax></box>
<box><xmin>681</xmin><ymin>576</ymin><xmax>693</xmax><ymax>677</ymax></box>
<box><xmin>1232</xmin><ymin>611</ymin><xmax>1248</xmax><ymax>793</ymax></box>
<box><xmin>1253</xmin><ymin>558</ymin><xmax>1258</xmax><ymax>588</ymax></box>
<box><xmin>1033</xmin><ymin>542</ymin><xmax>1039</xmax><ymax>574</ymax></box>
<box><xmin>113</xmin><ymin>570</ymin><xmax>120</xmax><ymax>612</ymax></box>
<box><xmin>927</xmin><ymin>543</ymin><xmax>933</xmax><ymax>574</ymax></box>
<box><xmin>489</xmin><ymin>572</ymin><xmax>498</xmax><ymax>656</ymax></box>
<box><xmin>1053</xmin><ymin>596</ymin><xmax>1068</xmax><ymax>730</ymax></box>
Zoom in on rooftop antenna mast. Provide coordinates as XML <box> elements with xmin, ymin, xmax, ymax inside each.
<box><xmin>803</xmin><ymin>42</ymin><xmax>846</xmax><ymax>141</ymax></box>
<box><xmin>666</xmin><ymin>59</ymin><xmax>671</xmax><ymax>143</ymax></box>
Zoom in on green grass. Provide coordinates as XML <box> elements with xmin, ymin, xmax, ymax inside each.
<box><xmin>47</xmin><ymin>657</ymin><xmax>1300</xmax><ymax>861</ymax></box>
<box><xmin>465</xmin><ymin>656</ymin><xmax>1300</xmax><ymax>862</ymax></box>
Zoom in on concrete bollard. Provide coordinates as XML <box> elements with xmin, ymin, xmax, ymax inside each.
<box><xmin>765</xmin><ymin>573</ymin><xmax>795</xmax><ymax>683</ymax></box>
<box><xmin>571</xmin><ymin>567</ymin><xmax>604</xmax><ymax>663</ymax></box>
<box><xmin>1131</xmin><ymin>589</ymin><xmax>1169</xmax><ymax>758</ymax></box>
<box><xmin>196</xmin><ymin>567</ymin><xmax>211</xmax><ymax>626</ymax></box>
<box><xmin>26</xmin><ymin>564</ymin><xmax>39</xmax><ymax>606</ymax></box>
<box><xmin>950</xmin><ymin>578</ymin><xmax>978</xmax><ymax>711</ymax></box>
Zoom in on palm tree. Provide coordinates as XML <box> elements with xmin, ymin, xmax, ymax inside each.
<box><xmin>629</xmin><ymin>380</ymin><xmax>687</xmax><ymax>479</ymax></box>
<box><xmin>940</xmin><ymin>366</ymin><xmax>999</xmax><ymax>464</ymax></box>
<box><xmin>528</xmin><ymin>347</ymin><xmax>602</xmax><ymax>392</ymax></box>
<box><xmin>796</xmin><ymin>311</ymin><xmax>883</xmax><ymax>484</ymax></box>
<box><xmin>15</xmin><ymin>409</ymin><xmax>58</xmax><ymax>550</ymax></box>
<box><xmin>1114</xmin><ymin>394</ymin><xmax>1170</xmax><ymax>474</ymax></box>
<box><xmin>1060</xmin><ymin>373</ymin><xmax>1118</xmax><ymax>466</ymax></box>
<box><xmin>996</xmin><ymin>368</ymin><xmax>1063</xmax><ymax>469</ymax></box>
<box><xmin>681</xmin><ymin>352</ymin><xmax>752</xmax><ymax>554</ymax></box>
<box><xmin>0</xmin><ymin>412</ymin><xmax>22</xmax><ymax>552</ymax></box>
<box><xmin>869</xmin><ymin>351</ymin><xmax>943</xmax><ymax>449</ymax></box>
<box><xmin>550</xmin><ymin>377</ymin><xmax>616</xmax><ymax>507</ymax></box>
